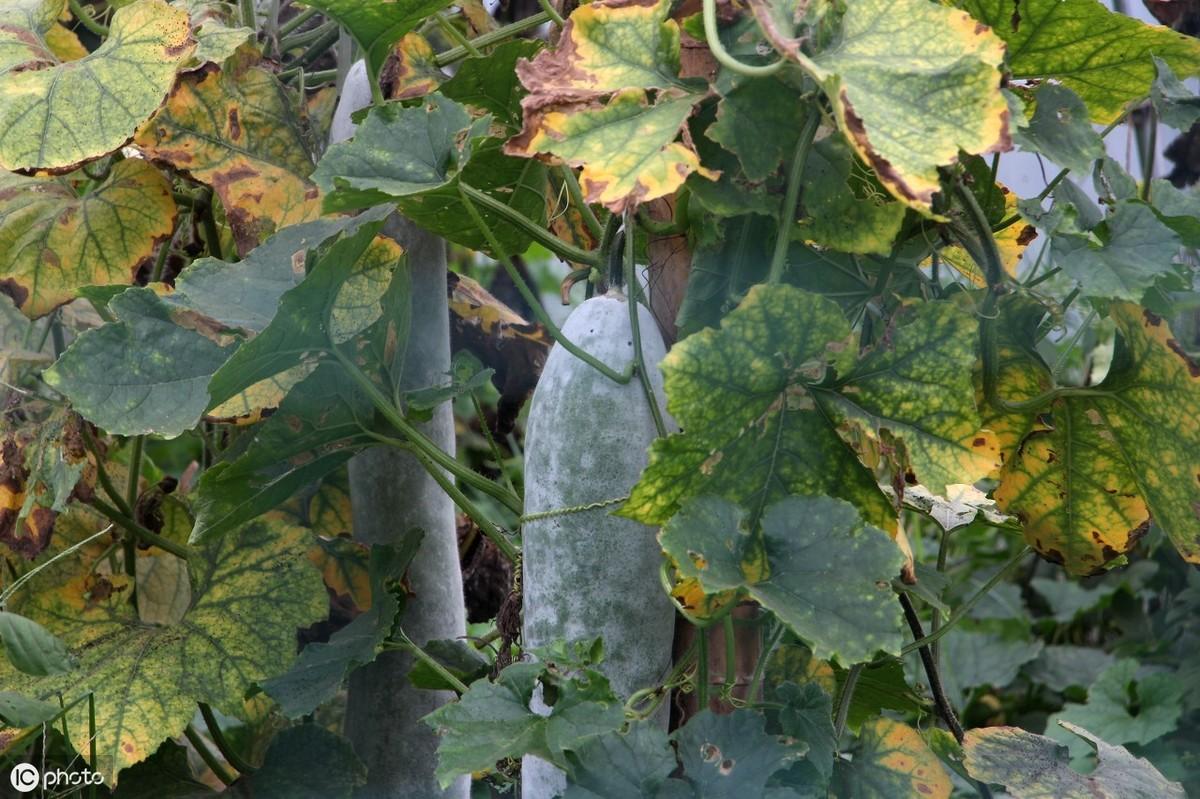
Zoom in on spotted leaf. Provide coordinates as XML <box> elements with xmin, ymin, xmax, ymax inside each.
<box><xmin>844</xmin><ymin>718</ymin><xmax>951</xmax><ymax>799</ymax></box>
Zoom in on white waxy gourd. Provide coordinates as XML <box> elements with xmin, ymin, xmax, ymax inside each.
<box><xmin>520</xmin><ymin>291</ymin><xmax>676</xmax><ymax>798</ymax></box>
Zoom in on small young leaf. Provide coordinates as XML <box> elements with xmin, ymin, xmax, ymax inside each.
<box><xmin>1014</xmin><ymin>84</ymin><xmax>1105</xmax><ymax>174</ymax></box>
<box><xmin>0</xmin><ymin>612</ymin><xmax>73</xmax><ymax>676</ymax></box>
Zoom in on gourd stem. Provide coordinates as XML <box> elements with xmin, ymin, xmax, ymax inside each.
<box><xmin>460</xmin><ymin>184</ymin><xmax>599</xmax><ymax>266</ymax></box>
<box><xmin>899</xmin><ymin>593</ymin><xmax>965</xmax><ymax>743</ymax></box>
<box><xmin>387</xmin><ymin>629</ymin><xmax>472</xmax><ymax>693</ymax></box>
<box><xmin>239</xmin><ymin>0</ymin><xmax>256</xmax><ymax>29</ymax></box>
<box><xmin>746</xmin><ymin>618</ymin><xmax>784</xmax><ymax>702</ymax></box>
<box><xmin>278</xmin><ymin>7</ymin><xmax>319</xmax><ymax>37</ymax></box>
<box><xmin>722</xmin><ymin>614</ymin><xmax>737</xmax><ymax>692</ymax></box>
<box><xmin>560</xmin><ymin>166</ymin><xmax>604</xmax><ymax>239</ymax></box>
<box><xmin>472</xmin><ymin>392</ymin><xmax>518</xmax><ymax>499</ymax></box>
<box><xmin>200</xmin><ymin>703</ymin><xmax>257</xmax><ymax>774</ymax></box>
<box><xmin>90</xmin><ymin>498</ymin><xmax>194</xmax><ymax>561</ymax></box>
<box><xmin>767</xmin><ymin>111</ymin><xmax>820</xmax><ymax>284</ymax></box>
<box><xmin>538</xmin><ymin>0</ymin><xmax>566</xmax><ymax>26</ymax></box>
<box><xmin>434</xmin><ymin>12</ymin><xmax>551</xmax><ymax>66</ymax></box>
<box><xmin>123</xmin><ymin>436</ymin><xmax>145</xmax><ymax>583</ymax></box>
<box><xmin>333</xmin><ymin>348</ymin><xmax>523</xmax><ymax>514</ymax></box>
<box><xmin>68</xmin><ymin>0</ymin><xmax>108</xmax><ymax>36</ymax></box>
<box><xmin>82</xmin><ymin>426</ymin><xmax>134</xmax><ymax>518</ymax></box>
<box><xmin>184</xmin><ymin>724</ymin><xmax>237</xmax><ymax>785</ymax></box>
<box><xmin>435</xmin><ymin>13</ymin><xmax>482</xmax><ymax>58</ymax></box>
<box><xmin>833</xmin><ymin>664</ymin><xmax>862</xmax><ymax>741</ymax></box>
<box><xmin>696</xmin><ymin>628</ymin><xmax>710</xmax><ymax>710</ymax></box>
<box><xmin>702</xmin><ymin>0</ymin><xmax>785</xmax><ymax>76</ymax></box>
<box><xmin>457</xmin><ymin>185</ymin><xmax>633</xmax><ymax>385</ymax></box>
<box><xmin>625</xmin><ymin>212</ymin><xmax>668</xmax><ymax>437</ymax></box>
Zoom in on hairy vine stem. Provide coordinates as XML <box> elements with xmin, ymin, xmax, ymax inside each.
<box><xmin>457</xmin><ymin>184</ymin><xmax>634</xmax><ymax>385</ymax></box>
<box><xmin>386</xmin><ymin>629</ymin><xmax>471</xmax><ymax>694</ymax></box>
<box><xmin>702</xmin><ymin>0</ymin><xmax>785</xmax><ymax>76</ymax></box>
<box><xmin>768</xmin><ymin>112</ymin><xmax>821</xmax><ymax>284</ymax></box>
<box><xmin>68</xmin><ymin>0</ymin><xmax>108</xmax><ymax>36</ymax></box>
<box><xmin>434</xmin><ymin>12</ymin><xmax>551</xmax><ymax>66</ymax></box>
<box><xmin>200</xmin><ymin>703</ymin><xmax>257</xmax><ymax>775</ymax></box>
<box><xmin>559</xmin><ymin>166</ymin><xmax>604</xmax><ymax>240</ymax></box>
<box><xmin>185</xmin><ymin>724</ymin><xmax>237</xmax><ymax>785</ymax></box>
<box><xmin>90</xmin><ymin>498</ymin><xmax>194</xmax><ymax>561</ymax></box>
<box><xmin>460</xmin><ymin>184</ymin><xmax>600</xmax><ymax>266</ymax></box>
<box><xmin>625</xmin><ymin>211</ymin><xmax>669</xmax><ymax>437</ymax></box>
<box><xmin>833</xmin><ymin>663</ymin><xmax>863</xmax><ymax>741</ymax></box>
<box><xmin>899</xmin><ymin>592</ymin><xmax>965</xmax><ymax>743</ymax></box>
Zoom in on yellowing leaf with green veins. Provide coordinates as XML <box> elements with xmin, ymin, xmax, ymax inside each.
<box><xmin>847</xmin><ymin>718</ymin><xmax>951</xmax><ymax>799</ymax></box>
<box><xmin>204</xmin><ymin>362</ymin><xmax>317</xmax><ymax>424</ymax></box>
<box><xmin>661</xmin><ymin>496</ymin><xmax>905</xmax><ymax>663</ymax></box>
<box><xmin>957</xmin><ymin>0</ymin><xmax>1200</xmax><ymax>124</ymax></box>
<box><xmin>994</xmin><ymin>304</ymin><xmax>1200</xmax><ymax>570</ymax></box>
<box><xmin>773</xmin><ymin>0</ymin><xmax>1009</xmax><ymax>213</ymax></box>
<box><xmin>514</xmin><ymin>0</ymin><xmax>685</xmax><ymax>97</ymax></box>
<box><xmin>507</xmin><ymin>89</ymin><xmax>713</xmax><ymax>212</ymax></box>
<box><xmin>0</xmin><ymin>159</ymin><xmax>176</xmax><ymax>318</ymax></box>
<box><xmin>43</xmin><ymin>21</ymin><xmax>86</xmax><ymax>61</ymax></box>
<box><xmin>625</xmin><ymin>285</ymin><xmax>998</xmax><ymax>529</ymax></box>
<box><xmin>936</xmin><ymin>184</ymin><xmax>1036</xmax><ymax>286</ymax></box>
<box><xmin>0</xmin><ymin>0</ymin><xmax>195</xmax><ymax>172</ymax></box>
<box><xmin>134</xmin><ymin>55</ymin><xmax>321</xmax><ymax>257</ymax></box>
<box><xmin>0</xmin><ymin>0</ymin><xmax>66</xmax><ymax>76</ymax></box>
<box><xmin>297</xmin><ymin>0</ymin><xmax>457</xmax><ymax>82</ymax></box>
<box><xmin>995</xmin><ymin>399</ymin><xmax>1150</xmax><ymax>574</ymax></box>
<box><xmin>0</xmin><ymin>514</ymin><xmax>326</xmax><ymax>785</ymax></box>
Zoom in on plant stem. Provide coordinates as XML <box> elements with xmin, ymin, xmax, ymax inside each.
<box><xmin>390</xmin><ymin>629</ymin><xmax>471</xmax><ymax>693</ymax></box>
<box><xmin>82</xmin><ymin>426</ymin><xmax>134</xmax><ymax>517</ymax></box>
<box><xmin>537</xmin><ymin>0</ymin><xmax>566</xmax><ymax>26</ymax></box>
<box><xmin>333</xmin><ymin>349</ymin><xmax>523</xmax><ymax>514</ymax></box>
<box><xmin>200</xmin><ymin>703</ymin><xmax>257</xmax><ymax>774</ymax></box>
<box><xmin>290</xmin><ymin>24</ymin><xmax>340</xmax><ymax>70</ymax></box>
<box><xmin>472</xmin><ymin>392</ymin><xmax>518</xmax><ymax>499</ymax></box>
<box><xmin>91</xmin><ymin>498</ymin><xmax>194</xmax><ymax>561</ymax></box>
<box><xmin>123</xmin><ymin>436</ymin><xmax>144</xmax><ymax>580</ymax></box>
<box><xmin>702</xmin><ymin>0</ymin><xmax>784</xmax><ymax>76</ymax></box>
<box><xmin>767</xmin><ymin>112</ymin><xmax>820</xmax><ymax>284</ymax></box>
<box><xmin>278</xmin><ymin>6</ymin><xmax>319</xmax><ymax>37</ymax></box>
<box><xmin>697</xmin><ymin>627</ymin><xmax>710</xmax><ymax>710</ymax></box>
<box><xmin>435</xmin><ymin>12</ymin><xmax>482</xmax><ymax>58</ymax></box>
<box><xmin>184</xmin><ymin>724</ymin><xmax>237</xmax><ymax>785</ymax></box>
<box><xmin>560</xmin><ymin>166</ymin><xmax>603</xmax><ymax>240</ymax></box>
<box><xmin>88</xmin><ymin>692</ymin><xmax>97</xmax><ymax>799</ymax></box>
<box><xmin>198</xmin><ymin>192</ymin><xmax>224</xmax><ymax>261</ymax></box>
<box><xmin>460</xmin><ymin>184</ymin><xmax>599</xmax><ymax>266</ymax></box>
<box><xmin>722</xmin><ymin>613</ymin><xmax>737</xmax><ymax>692</ymax></box>
<box><xmin>746</xmin><ymin>619</ymin><xmax>784</xmax><ymax>702</ymax></box>
<box><xmin>833</xmin><ymin>664</ymin><xmax>863</xmax><ymax>740</ymax></box>
<box><xmin>68</xmin><ymin>0</ymin><xmax>108</xmax><ymax>36</ymax></box>
<box><xmin>899</xmin><ymin>592</ymin><xmax>965</xmax><ymax>743</ymax></box>
<box><xmin>433</xmin><ymin>12</ymin><xmax>550</xmax><ymax>66</ymax></box>
<box><xmin>625</xmin><ymin>211</ymin><xmax>668</xmax><ymax>438</ymax></box>
<box><xmin>898</xmin><ymin>546</ymin><xmax>1033</xmax><ymax>657</ymax></box>
<box><xmin>458</xmin><ymin>185</ymin><xmax>634</xmax><ymax>385</ymax></box>
<box><xmin>239</xmin><ymin>0</ymin><xmax>256</xmax><ymax>29</ymax></box>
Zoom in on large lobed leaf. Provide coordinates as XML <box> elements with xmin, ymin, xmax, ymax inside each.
<box><xmin>0</xmin><ymin>512</ymin><xmax>327</xmax><ymax>785</ymax></box>
<box><xmin>621</xmin><ymin>284</ymin><xmax>998</xmax><ymax>532</ymax></box>
<box><xmin>0</xmin><ymin>159</ymin><xmax>177</xmax><ymax>318</ymax></box>
<box><xmin>297</xmin><ymin>0</ymin><xmax>455</xmax><ymax>83</ymax></box>
<box><xmin>0</xmin><ymin>0</ymin><xmax>196</xmax><ymax>172</ymax></box>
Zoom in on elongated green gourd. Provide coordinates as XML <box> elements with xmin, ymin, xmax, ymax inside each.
<box><xmin>521</xmin><ymin>291</ymin><xmax>676</xmax><ymax>798</ymax></box>
<box><xmin>333</xmin><ymin>61</ymin><xmax>470</xmax><ymax>799</ymax></box>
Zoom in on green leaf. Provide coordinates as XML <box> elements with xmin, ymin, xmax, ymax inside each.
<box><xmin>314</xmin><ymin>95</ymin><xmax>485</xmax><ymax>212</ymax></box>
<box><xmin>440</xmin><ymin>40</ymin><xmax>541</xmax><ymax>127</ymax></box>
<box><xmin>774</xmin><ymin>682</ymin><xmax>836</xmax><ymax>781</ymax></box>
<box><xmin>956</xmin><ymin>0</ymin><xmax>1200</xmax><ymax>124</ymax></box>
<box><xmin>937</xmin><ymin>628</ymin><xmax>1043</xmax><ymax>700</ymax></box>
<box><xmin>1047</xmin><ymin>659</ymin><xmax>1184</xmax><ymax>756</ymax></box>
<box><xmin>0</xmin><ymin>612</ymin><xmax>72</xmax><ymax>676</ymax></box>
<box><xmin>513</xmin><ymin>0</ymin><xmax>686</xmax><ymax>97</ymax></box>
<box><xmin>0</xmin><ymin>690</ymin><xmax>61</xmax><ymax>726</ymax></box>
<box><xmin>707</xmin><ymin>74</ymin><xmax>805</xmax><ymax>182</ymax></box>
<box><xmin>1051</xmin><ymin>201</ymin><xmax>1180</xmax><ymax>301</ymax></box>
<box><xmin>0</xmin><ymin>0</ymin><xmax>196</xmax><ymax>171</ymax></box>
<box><xmin>1147</xmin><ymin>178</ymin><xmax>1200</xmax><ymax>248</ymax></box>
<box><xmin>45</xmin><ymin>288</ymin><xmax>234</xmax><ymax>438</ymax></box>
<box><xmin>176</xmin><ymin>0</ymin><xmax>254</xmax><ymax>68</ymax></box>
<box><xmin>1152</xmin><ymin>56</ymin><xmax>1200</xmax><ymax>131</ymax></box>
<box><xmin>112</xmin><ymin>739</ymin><xmax>217</xmax><ymax>798</ymax></box>
<box><xmin>673</xmin><ymin>709</ymin><xmax>806</xmax><ymax>798</ymax></box>
<box><xmin>261</xmin><ymin>541</ymin><xmax>415</xmax><ymax>717</ymax></box>
<box><xmin>0</xmin><ymin>159</ymin><xmax>177</xmax><ymax>318</ymax></box>
<box><xmin>795</xmin><ymin>136</ymin><xmax>906</xmax><ymax>256</ymax></box>
<box><xmin>623</xmin><ymin>285</ymin><xmax>998</xmax><ymax>531</ymax></box>
<box><xmin>297</xmin><ymin>0</ymin><xmax>455</xmax><ymax>83</ymax></box>
<box><xmin>842</xmin><ymin>718</ymin><xmax>951</xmax><ymax>799</ymax></box>
<box><xmin>0</xmin><ymin>514</ymin><xmax>327</xmax><ymax>784</ymax></box>
<box><xmin>798</xmin><ymin>0</ymin><xmax>1009</xmax><ymax>213</ymax></box>
<box><xmin>561</xmin><ymin>724</ymin><xmax>678</xmax><ymax>799</ymax></box>
<box><xmin>1014</xmin><ymin>85</ymin><xmax>1104</xmax><ymax>174</ymax></box>
<box><xmin>424</xmin><ymin>662</ymin><xmax>625</xmax><ymax>789</ymax></box>
<box><xmin>508</xmin><ymin>89</ymin><xmax>712</xmax><ymax>213</ymax></box>
<box><xmin>133</xmin><ymin>54</ymin><xmax>322</xmax><ymax>257</ymax></box>
<box><xmin>1030</xmin><ymin>576</ymin><xmax>1118</xmax><ymax>622</ymax></box>
<box><xmin>1024</xmin><ymin>645</ymin><xmax>1115</xmax><ymax>692</ymax></box>
<box><xmin>963</xmin><ymin>722</ymin><xmax>1185</xmax><ymax>799</ymax></box>
<box><xmin>661</xmin><ymin>496</ymin><xmax>905</xmax><ymax>664</ymax></box>
<box><xmin>237</xmin><ymin>725</ymin><xmax>367</xmax><ymax>798</ymax></box>
<box><xmin>205</xmin><ymin>219</ymin><xmax>397</xmax><ymax>407</ymax></box>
